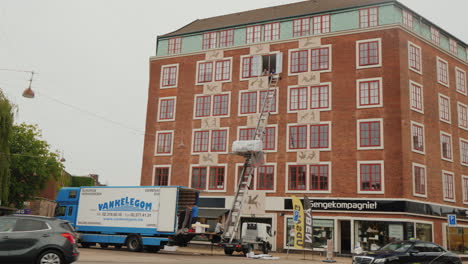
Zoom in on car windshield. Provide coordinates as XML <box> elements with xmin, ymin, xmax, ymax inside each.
<box><xmin>380</xmin><ymin>242</ymin><xmax>413</xmax><ymax>252</ymax></box>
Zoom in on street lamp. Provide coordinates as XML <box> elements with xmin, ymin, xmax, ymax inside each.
<box><xmin>22</xmin><ymin>71</ymin><xmax>35</xmax><ymax>99</ymax></box>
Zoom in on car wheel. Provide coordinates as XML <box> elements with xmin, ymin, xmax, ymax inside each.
<box><xmin>224</xmin><ymin>248</ymin><xmax>234</xmax><ymax>255</ymax></box>
<box><xmin>37</xmin><ymin>250</ymin><xmax>64</xmax><ymax>264</ymax></box>
<box><xmin>126</xmin><ymin>235</ymin><xmax>143</xmax><ymax>252</ymax></box>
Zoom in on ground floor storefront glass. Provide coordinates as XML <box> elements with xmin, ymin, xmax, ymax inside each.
<box><xmin>354</xmin><ymin>221</ymin><xmax>415</xmax><ymax>251</ymax></box>
<box><xmin>447</xmin><ymin>227</ymin><xmax>468</xmax><ymax>254</ymax></box>
<box><xmin>285</xmin><ymin>218</ymin><xmax>334</xmax><ymax>249</ymax></box>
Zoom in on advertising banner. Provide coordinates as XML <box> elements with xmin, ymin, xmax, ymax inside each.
<box><xmin>291</xmin><ymin>195</ymin><xmax>304</xmax><ymax>249</ymax></box>
<box><xmin>304</xmin><ymin>196</ymin><xmax>313</xmax><ymax>249</ymax></box>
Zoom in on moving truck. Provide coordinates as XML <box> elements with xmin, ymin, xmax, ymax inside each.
<box><xmin>55</xmin><ymin>186</ymin><xmax>210</xmax><ymax>252</ymax></box>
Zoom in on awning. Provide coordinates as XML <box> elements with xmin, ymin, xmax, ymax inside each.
<box><xmin>198</xmin><ymin>208</ymin><xmax>229</xmax><ymax>218</ymax></box>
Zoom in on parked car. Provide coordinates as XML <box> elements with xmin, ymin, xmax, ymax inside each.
<box><xmin>353</xmin><ymin>240</ymin><xmax>462</xmax><ymax>264</ymax></box>
<box><xmin>0</xmin><ymin>215</ymin><xmax>79</xmax><ymax>264</ymax></box>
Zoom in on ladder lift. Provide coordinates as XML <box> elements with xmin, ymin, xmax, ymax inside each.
<box><xmin>220</xmin><ymin>73</ymin><xmax>279</xmax><ymax>255</ymax></box>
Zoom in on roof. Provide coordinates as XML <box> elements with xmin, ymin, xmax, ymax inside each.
<box><xmin>161</xmin><ymin>0</ymin><xmax>395</xmax><ymax>38</ymax></box>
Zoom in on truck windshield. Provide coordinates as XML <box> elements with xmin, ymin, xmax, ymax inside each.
<box><xmin>266</xmin><ymin>226</ymin><xmax>272</xmax><ymax>236</ymax></box>
<box><xmin>55</xmin><ymin>206</ymin><xmax>66</xmax><ymax>217</ymax></box>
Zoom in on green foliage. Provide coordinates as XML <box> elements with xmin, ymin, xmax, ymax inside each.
<box><xmin>0</xmin><ymin>91</ymin><xmax>14</xmax><ymax>206</ymax></box>
<box><xmin>9</xmin><ymin>124</ymin><xmax>63</xmax><ymax>208</ymax></box>
<box><xmin>71</xmin><ymin>176</ymin><xmax>95</xmax><ymax>187</ymax></box>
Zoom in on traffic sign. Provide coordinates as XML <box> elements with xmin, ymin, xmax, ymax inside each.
<box><xmin>448</xmin><ymin>214</ymin><xmax>457</xmax><ymax>227</ymax></box>
<box><xmin>293</xmin><ymin>210</ymin><xmax>299</xmax><ymax>223</ymax></box>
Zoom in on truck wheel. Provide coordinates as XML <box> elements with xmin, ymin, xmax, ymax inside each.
<box><xmin>224</xmin><ymin>248</ymin><xmax>234</xmax><ymax>255</ymax></box>
<box><xmin>100</xmin><ymin>243</ymin><xmax>109</xmax><ymax>249</ymax></box>
<box><xmin>126</xmin><ymin>236</ymin><xmax>143</xmax><ymax>252</ymax></box>
<box><xmin>261</xmin><ymin>243</ymin><xmax>269</xmax><ymax>254</ymax></box>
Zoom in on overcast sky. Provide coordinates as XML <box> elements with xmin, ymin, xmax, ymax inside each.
<box><xmin>0</xmin><ymin>0</ymin><xmax>467</xmax><ymax>186</ymax></box>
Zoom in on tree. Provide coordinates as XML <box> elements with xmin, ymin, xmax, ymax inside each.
<box><xmin>0</xmin><ymin>91</ymin><xmax>14</xmax><ymax>207</ymax></box>
<box><xmin>9</xmin><ymin>124</ymin><xmax>63</xmax><ymax>208</ymax></box>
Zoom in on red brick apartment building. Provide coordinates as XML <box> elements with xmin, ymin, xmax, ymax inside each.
<box><xmin>141</xmin><ymin>0</ymin><xmax>468</xmax><ymax>254</ymax></box>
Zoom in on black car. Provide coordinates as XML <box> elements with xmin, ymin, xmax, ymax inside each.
<box><xmin>353</xmin><ymin>240</ymin><xmax>462</xmax><ymax>264</ymax></box>
<box><xmin>0</xmin><ymin>215</ymin><xmax>79</xmax><ymax>264</ymax></box>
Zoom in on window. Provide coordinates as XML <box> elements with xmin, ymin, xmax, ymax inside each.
<box><xmin>213</xmin><ymin>94</ymin><xmax>229</xmax><ymax>116</ymax></box>
<box><xmin>359</xmin><ymin>162</ymin><xmax>383</xmax><ymax>193</ymax></box>
<box><xmin>240</xmin><ymin>92</ymin><xmax>257</xmax><ymax>114</ymax></box>
<box><xmin>359</xmin><ymin>7</ymin><xmax>378</xmax><ymax>28</ymax></box>
<box><xmin>413</xmin><ymin>163</ymin><xmax>426</xmax><ymax>197</ymax></box>
<box><xmin>437</xmin><ymin>58</ymin><xmax>449</xmax><ymax>86</ymax></box>
<box><xmin>154</xmin><ymin>167</ymin><xmax>169</xmax><ymax>186</ymax></box>
<box><xmin>290</xmin><ymin>50</ymin><xmax>309</xmax><ymax>73</ymax></box>
<box><xmin>357</xmin><ymin>79</ymin><xmax>382</xmax><ymax>108</ymax></box>
<box><xmin>456</xmin><ymin>68</ymin><xmax>467</xmax><ymax>95</ymax></box>
<box><xmin>159</xmin><ymin>98</ymin><xmax>175</xmax><ymax>121</ymax></box>
<box><xmin>290</xmin><ymin>87</ymin><xmax>308</xmax><ymax>111</ymax></box>
<box><xmin>211</xmin><ymin>130</ymin><xmax>227</xmax><ymax>152</ymax></box>
<box><xmin>246</xmin><ymin>25</ymin><xmax>262</xmax><ymax>44</ymax></box>
<box><xmin>202</xmin><ymin>30</ymin><xmax>234</xmax><ymax>50</ymax></box>
<box><xmin>161</xmin><ymin>65</ymin><xmax>178</xmax><ymax>88</ymax></box>
<box><xmin>257</xmin><ymin>165</ymin><xmax>275</xmax><ymax>190</ymax></box>
<box><xmin>260</xmin><ymin>90</ymin><xmax>277</xmax><ymax>113</ymax></box>
<box><xmin>197</xmin><ymin>59</ymin><xmax>232</xmax><ymax>84</ymax></box>
<box><xmin>411</xmin><ymin>122</ymin><xmax>425</xmax><ymax>154</ymax></box>
<box><xmin>264</xmin><ymin>23</ymin><xmax>280</xmax><ymax>42</ymax></box>
<box><xmin>193</xmin><ymin>131</ymin><xmax>209</xmax><ymax>152</ymax></box>
<box><xmin>449</xmin><ymin>39</ymin><xmax>458</xmax><ymax>55</ymax></box>
<box><xmin>312</xmin><ymin>15</ymin><xmax>330</xmax><ymax>35</ymax></box>
<box><xmin>310</xmin><ymin>124</ymin><xmax>329</xmax><ymax>149</ymax></box>
<box><xmin>246</xmin><ymin>23</ymin><xmax>280</xmax><ymax>44</ymax></box>
<box><xmin>191</xmin><ymin>167</ymin><xmax>207</xmax><ymax>190</ymax></box>
<box><xmin>459</xmin><ymin>103</ymin><xmax>468</xmax><ymax>130</ymax></box>
<box><xmin>215</xmin><ymin>60</ymin><xmax>231</xmax><ymax>81</ymax></box>
<box><xmin>310</xmin><ymin>85</ymin><xmax>330</xmax><ymax>110</ymax></box>
<box><xmin>155</xmin><ymin>132</ymin><xmax>172</xmax><ymax>155</ymax></box>
<box><xmin>311</xmin><ymin>47</ymin><xmax>330</xmax><ymax>71</ymax></box>
<box><xmin>402</xmin><ymin>10</ymin><xmax>413</xmax><ymax>29</ymax></box>
<box><xmin>239</xmin><ymin>90</ymin><xmax>278</xmax><ymax>116</ymax></box>
<box><xmin>289</xmin><ymin>165</ymin><xmax>307</xmax><ymax>190</ymax></box>
<box><xmin>241</xmin><ymin>53</ymin><xmax>281</xmax><ymax>79</ymax></box>
<box><xmin>357</xmin><ymin>39</ymin><xmax>381</xmax><ymax>68</ymax></box>
<box><xmin>408</xmin><ymin>42</ymin><xmax>421</xmax><ymax>73</ymax></box>
<box><xmin>239</xmin><ymin>127</ymin><xmax>276</xmax><ymax>151</ymax></box>
<box><xmin>208</xmin><ymin>167</ymin><xmax>225</xmax><ymax>190</ymax></box>
<box><xmin>463</xmin><ymin>176</ymin><xmax>468</xmax><ymax>203</ymax></box>
<box><xmin>293</xmin><ymin>18</ymin><xmax>310</xmax><ymax>37</ymax></box>
<box><xmin>195</xmin><ymin>95</ymin><xmax>211</xmax><ymax>117</ymax></box>
<box><xmin>14</xmin><ymin>219</ymin><xmax>48</xmax><ymax>232</ymax></box>
<box><xmin>439</xmin><ymin>94</ymin><xmax>451</xmax><ymax>123</ymax></box>
<box><xmin>410</xmin><ymin>81</ymin><xmax>423</xmax><ymax>113</ymax></box>
<box><xmin>440</xmin><ymin>132</ymin><xmax>453</xmax><ymax>161</ymax></box>
<box><xmin>289</xmin><ymin>125</ymin><xmax>307</xmax><ymax>149</ymax></box>
<box><xmin>198</xmin><ymin>62</ymin><xmax>213</xmax><ymax>83</ymax></box>
<box><xmin>358</xmin><ymin>119</ymin><xmax>383</xmax><ymax>149</ymax></box>
<box><xmin>310</xmin><ymin>164</ymin><xmax>329</xmax><ymax>191</ymax></box>
<box><xmin>461</xmin><ymin>139</ymin><xmax>468</xmax><ymax>166</ymax></box>
<box><xmin>443</xmin><ymin>171</ymin><xmax>455</xmax><ymax>201</ymax></box>
<box><xmin>430</xmin><ymin>27</ymin><xmax>440</xmax><ymax>45</ymax></box>
<box><xmin>168</xmin><ymin>37</ymin><xmax>182</xmax><ymax>54</ymax></box>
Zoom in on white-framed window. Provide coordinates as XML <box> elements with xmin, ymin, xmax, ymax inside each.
<box><xmin>238</xmin><ymin>125</ymin><xmax>278</xmax><ymax>152</ymax></box>
<box><xmin>463</xmin><ymin>175</ymin><xmax>468</xmax><ymax>204</ymax></box>
<box><xmin>436</xmin><ymin>57</ymin><xmax>449</xmax><ymax>87</ymax></box>
<box><xmin>189</xmin><ymin>164</ymin><xmax>227</xmax><ymax>192</ymax></box>
<box><xmin>438</xmin><ymin>94</ymin><xmax>451</xmax><ymax>124</ymax></box>
<box><xmin>160</xmin><ymin>64</ymin><xmax>179</xmax><ymax>89</ymax></box>
<box><xmin>412</xmin><ymin>163</ymin><xmax>427</xmax><ymax>198</ymax></box>
<box><xmin>410</xmin><ymin>81</ymin><xmax>424</xmax><ymax>114</ymax></box>
<box><xmin>236</xmin><ymin>163</ymin><xmax>277</xmax><ymax>192</ymax></box>
<box><xmin>411</xmin><ymin>121</ymin><xmax>425</xmax><ymax>155</ymax></box>
<box><xmin>460</xmin><ymin>138</ymin><xmax>468</xmax><ymax>166</ymax></box>
<box><xmin>196</xmin><ymin>58</ymin><xmax>233</xmax><ymax>84</ymax></box>
<box><xmin>440</xmin><ymin>132</ymin><xmax>453</xmax><ymax>162</ymax></box>
<box><xmin>357</xmin><ymin>160</ymin><xmax>384</xmax><ymax>194</ymax></box>
<box><xmin>356</xmin><ymin>38</ymin><xmax>382</xmax><ymax>69</ymax></box>
<box><xmin>286</xmin><ymin>162</ymin><xmax>332</xmax><ymax>193</ymax></box>
<box><xmin>402</xmin><ymin>10</ymin><xmax>413</xmax><ymax>29</ymax></box>
<box><xmin>238</xmin><ymin>88</ymin><xmax>278</xmax><ymax>116</ymax></box>
<box><xmin>312</xmin><ymin>15</ymin><xmax>330</xmax><ymax>35</ymax></box>
<box><xmin>287</xmin><ymin>84</ymin><xmax>331</xmax><ymax>112</ymax></box>
<box><xmin>155</xmin><ymin>130</ymin><xmax>173</xmax><ymax>156</ymax></box>
<box><xmin>287</xmin><ymin>122</ymin><xmax>332</xmax><ymax>152</ymax></box>
<box><xmin>356</xmin><ymin>78</ymin><xmax>383</xmax><ymax>109</ymax></box>
<box><xmin>246</xmin><ymin>23</ymin><xmax>280</xmax><ymax>44</ymax></box>
<box><xmin>240</xmin><ymin>52</ymin><xmax>283</xmax><ymax>80</ymax></box>
<box><xmin>408</xmin><ymin>42</ymin><xmax>422</xmax><ymax>74</ymax></box>
<box><xmin>153</xmin><ymin>165</ymin><xmax>171</xmax><ymax>186</ymax></box>
<box><xmin>357</xmin><ymin>118</ymin><xmax>384</xmax><ymax>150</ymax></box>
<box><xmin>430</xmin><ymin>27</ymin><xmax>440</xmax><ymax>46</ymax></box>
<box><xmin>456</xmin><ymin>67</ymin><xmax>467</xmax><ymax>95</ymax></box>
<box><xmin>158</xmin><ymin>97</ymin><xmax>176</xmax><ymax>122</ymax></box>
<box><xmin>192</xmin><ymin>128</ymin><xmax>229</xmax><ymax>154</ymax></box>
<box><xmin>202</xmin><ymin>29</ymin><xmax>234</xmax><ymax>50</ymax></box>
<box><xmin>194</xmin><ymin>93</ymin><xmax>230</xmax><ymax>119</ymax></box>
<box><xmin>449</xmin><ymin>39</ymin><xmax>458</xmax><ymax>55</ymax></box>
<box><xmin>168</xmin><ymin>37</ymin><xmax>182</xmax><ymax>55</ymax></box>
<box><xmin>458</xmin><ymin>102</ymin><xmax>468</xmax><ymax>130</ymax></box>
<box><xmin>442</xmin><ymin>170</ymin><xmax>455</xmax><ymax>202</ymax></box>
<box><xmin>289</xmin><ymin>46</ymin><xmax>332</xmax><ymax>75</ymax></box>
<box><xmin>359</xmin><ymin>7</ymin><xmax>379</xmax><ymax>28</ymax></box>
<box><xmin>293</xmin><ymin>17</ymin><xmax>311</xmax><ymax>37</ymax></box>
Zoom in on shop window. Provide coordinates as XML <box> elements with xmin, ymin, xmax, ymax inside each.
<box><xmin>431</xmin><ymin>27</ymin><xmax>440</xmax><ymax>46</ymax></box>
<box><xmin>458</xmin><ymin>103</ymin><xmax>468</xmax><ymax>130</ymax></box>
<box><xmin>440</xmin><ymin>133</ymin><xmax>453</xmax><ymax>161</ymax></box>
<box><xmin>357</xmin><ymin>79</ymin><xmax>382</xmax><ymax>108</ymax></box>
<box><xmin>359</xmin><ymin>162</ymin><xmax>383</xmax><ymax>192</ymax></box>
<box><xmin>241</xmin><ymin>53</ymin><xmax>282</xmax><ymax>79</ymax></box>
<box><xmin>155</xmin><ymin>132</ymin><xmax>173</xmax><ymax>155</ymax></box>
<box><xmin>310</xmin><ymin>124</ymin><xmax>329</xmax><ymax>149</ymax></box>
<box><xmin>450</xmin><ymin>39</ymin><xmax>458</xmax><ymax>55</ymax></box>
<box><xmin>161</xmin><ymin>65</ymin><xmax>178</xmax><ymax>88</ymax></box>
<box><xmin>310</xmin><ymin>164</ymin><xmax>329</xmax><ymax>191</ymax></box>
<box><xmin>456</xmin><ymin>68</ymin><xmax>467</xmax><ymax>95</ymax></box>
<box><xmin>154</xmin><ymin>167</ymin><xmax>169</xmax><ymax>186</ymax></box>
<box><xmin>410</xmin><ymin>81</ymin><xmax>423</xmax><ymax>113</ymax></box>
<box><xmin>359</xmin><ymin>7</ymin><xmax>378</xmax><ymax>28</ymax></box>
<box><xmin>402</xmin><ymin>10</ymin><xmax>413</xmax><ymax>29</ymax></box>
<box><xmin>443</xmin><ymin>171</ymin><xmax>455</xmax><ymax>201</ymax></box>
<box><xmin>288</xmin><ymin>165</ymin><xmax>307</xmax><ymax>190</ymax></box>
<box><xmin>408</xmin><ymin>42</ymin><xmax>421</xmax><ymax>73</ymax></box>
<box><xmin>438</xmin><ymin>94</ymin><xmax>451</xmax><ymax>123</ymax></box>
<box><xmin>293</xmin><ymin>17</ymin><xmax>311</xmax><ymax>37</ymax></box>
<box><xmin>411</xmin><ymin>122</ymin><xmax>425</xmax><ymax>154</ymax></box>
<box><xmin>357</xmin><ymin>39</ymin><xmax>381</xmax><ymax>68</ymax></box>
<box><xmin>167</xmin><ymin>37</ymin><xmax>182</xmax><ymax>55</ymax></box>
<box><xmin>461</xmin><ymin>139</ymin><xmax>468</xmax><ymax>166</ymax></box>
<box><xmin>358</xmin><ymin>119</ymin><xmax>383</xmax><ymax>149</ymax></box>
<box><xmin>208</xmin><ymin>166</ymin><xmax>225</xmax><ymax>190</ymax></box>
<box><xmin>446</xmin><ymin>227</ymin><xmax>468</xmax><ymax>254</ymax></box>
<box><xmin>311</xmin><ymin>47</ymin><xmax>330</xmax><ymax>71</ymax></box>
<box><xmin>159</xmin><ymin>98</ymin><xmax>176</xmax><ymax>121</ymax></box>
<box><xmin>416</xmin><ymin>223</ymin><xmax>432</xmax><ymax>242</ymax></box>
<box><xmin>437</xmin><ymin>58</ymin><xmax>449</xmax><ymax>86</ymax></box>
<box><xmin>286</xmin><ymin>218</ymin><xmax>334</xmax><ymax>249</ymax></box>
<box><xmin>312</xmin><ymin>15</ymin><xmax>330</xmax><ymax>35</ymax></box>
<box><xmin>354</xmin><ymin>221</ymin><xmax>414</xmax><ymax>251</ymax></box>
<box><xmin>412</xmin><ymin>163</ymin><xmax>426</xmax><ymax>196</ymax></box>
<box><xmin>289</xmin><ymin>125</ymin><xmax>308</xmax><ymax>149</ymax></box>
